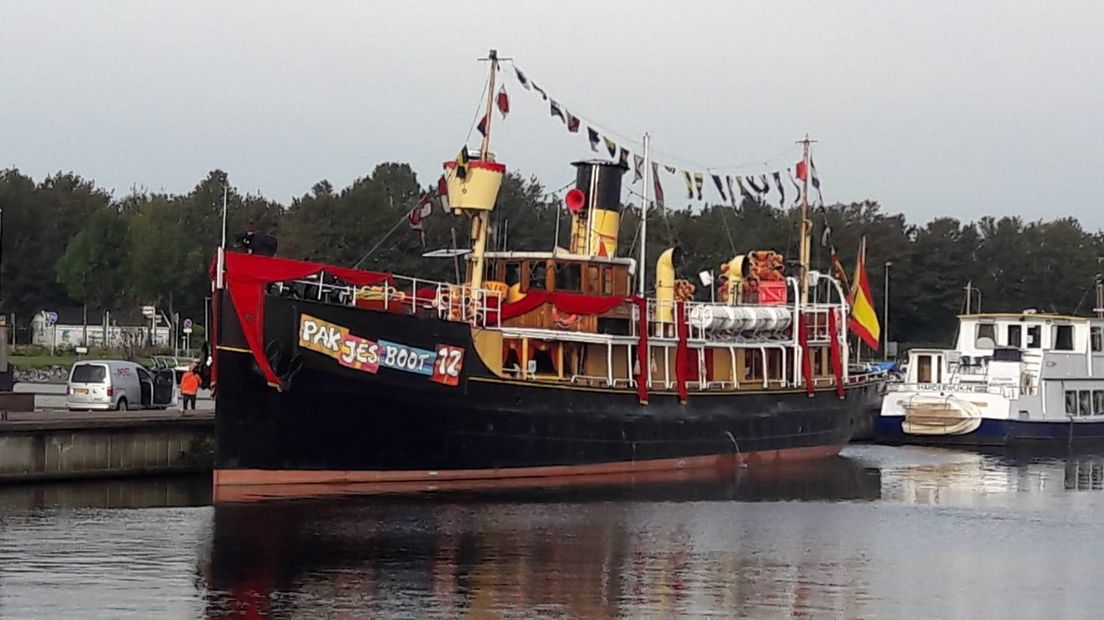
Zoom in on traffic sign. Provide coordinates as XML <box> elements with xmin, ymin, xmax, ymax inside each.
<box><xmin>141</xmin><ymin>305</ymin><xmax>156</xmax><ymax>318</ymax></box>
<box><xmin>183</xmin><ymin>326</ymin><xmax>193</xmax><ymax>335</ymax></box>
<box><xmin>183</xmin><ymin>318</ymin><xmax>193</xmax><ymax>330</ymax></box>
<box><xmin>46</xmin><ymin>311</ymin><xmax>58</xmax><ymax>325</ymax></box>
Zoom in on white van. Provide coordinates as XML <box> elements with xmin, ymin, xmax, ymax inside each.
<box><xmin>66</xmin><ymin>360</ymin><xmax>176</xmax><ymax>411</ymax></box>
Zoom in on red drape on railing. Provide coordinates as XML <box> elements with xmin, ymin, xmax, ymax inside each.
<box><xmin>828</xmin><ymin>308</ymin><xmax>846</xmax><ymax>399</ymax></box>
<box><xmin>221</xmin><ymin>252</ymin><xmax>393</xmax><ymax>389</ymax></box>
<box><xmin>675</xmin><ymin>300</ymin><xmax>689</xmax><ymax>403</ymax></box>
<box><xmin>633</xmin><ymin>296</ymin><xmax>649</xmax><ymax>405</ymax></box>
<box><xmin>498</xmin><ymin>290</ymin><xmax>627</xmax><ymax>321</ymax></box>
<box><xmin>799</xmin><ymin>312</ymin><xmax>815</xmax><ymax>397</ymax></box>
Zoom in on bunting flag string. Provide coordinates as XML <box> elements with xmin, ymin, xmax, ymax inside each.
<box><xmin>507</xmin><ymin>62</ymin><xmax>810</xmax><ymax>207</ymax></box>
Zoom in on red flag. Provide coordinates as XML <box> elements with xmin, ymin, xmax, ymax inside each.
<box><xmin>566</xmin><ymin>113</ymin><xmax>580</xmax><ymax>133</ymax></box>
<box><xmin>795</xmin><ymin>159</ymin><xmax>808</xmax><ymax>181</ymax></box>
<box><xmin>476</xmin><ymin>114</ymin><xmax>488</xmax><ymax>136</ymax></box>
<box><xmin>496</xmin><ymin>86</ymin><xmax>509</xmax><ymax>117</ymax></box>
<box><xmin>436</xmin><ymin>175</ymin><xmax>450</xmax><ymax>212</ymax></box>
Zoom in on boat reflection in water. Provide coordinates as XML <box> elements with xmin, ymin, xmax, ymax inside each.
<box><xmin>0</xmin><ymin>475</ymin><xmax>211</xmax><ymax>511</ymax></box>
<box><xmin>203</xmin><ymin>458</ymin><xmax>880</xmax><ymax>618</ymax></box>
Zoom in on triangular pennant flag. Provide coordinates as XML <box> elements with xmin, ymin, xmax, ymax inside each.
<box><xmin>476</xmin><ymin>114</ymin><xmax>488</xmax><ymax>136</ymax></box>
<box><xmin>604</xmin><ymin>137</ymin><xmax>617</xmax><ymax>158</ymax></box>
<box><xmin>711</xmin><ymin>174</ymin><xmax>727</xmax><ymax>202</ymax></box>
<box><xmin>736</xmin><ymin>176</ymin><xmax>751</xmax><ymax>198</ymax></box>
<box><xmin>633</xmin><ymin>155</ymin><xmax>644</xmax><ymax>183</ymax></box>
<box><xmin>652</xmin><ymin>162</ymin><xmax>665</xmax><ymax>209</ymax></box>
<box><xmin>693</xmin><ymin>172</ymin><xmax>704</xmax><ymax>200</ymax></box>
<box><xmin>773</xmin><ymin>171</ymin><xmax>785</xmax><ymax>208</ymax></box>
<box><xmin>617</xmin><ymin>147</ymin><xmax>629</xmax><ymax>168</ymax></box>
<box><xmin>682</xmin><ymin>171</ymin><xmax>695</xmax><ymax>199</ymax></box>
<box><xmin>760</xmin><ymin>174</ymin><xmax>771</xmax><ymax>194</ymax></box>
<box><xmin>725</xmin><ymin>176</ymin><xmax>738</xmax><ymax>207</ymax></box>
<box><xmin>788</xmin><ymin>168</ymin><xmax>802</xmax><ymax>205</ymax></box>
<box><xmin>566</xmin><ymin>112</ymin><xmax>581</xmax><ymax>133</ymax></box>
<box><xmin>587</xmin><ymin>127</ymin><xmax>600</xmax><ymax>152</ymax></box>
<box><xmin>532</xmin><ymin>82</ymin><xmax>548</xmax><ymax>100</ymax></box>
<box><xmin>664</xmin><ymin>165</ymin><xmax>677</xmax><ymax>174</ymax></box>
<box><xmin>597</xmin><ymin>241</ymin><xmax>608</xmax><ymax>257</ymax></box>
<box><xmin>550</xmin><ymin>100</ymin><xmax>565</xmax><ymax>123</ymax></box>
<box><xmin>496</xmin><ymin>85</ymin><xmax>509</xmax><ymax>117</ymax></box>
<box><xmin>514</xmin><ymin>67</ymin><xmax>530</xmax><ymax>89</ymax></box>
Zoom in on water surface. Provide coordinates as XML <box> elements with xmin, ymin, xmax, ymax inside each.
<box><xmin>2</xmin><ymin>445</ymin><xmax>1103</xmax><ymax>618</ymax></box>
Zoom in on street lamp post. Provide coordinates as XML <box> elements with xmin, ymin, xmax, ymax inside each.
<box><xmin>883</xmin><ymin>261</ymin><xmax>892</xmax><ymax>360</ymax></box>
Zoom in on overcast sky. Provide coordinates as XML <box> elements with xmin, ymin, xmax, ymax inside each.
<box><xmin>2</xmin><ymin>1</ymin><xmax>1102</xmax><ymax>227</ymax></box>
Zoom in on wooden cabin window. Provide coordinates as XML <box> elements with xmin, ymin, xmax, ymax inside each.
<box><xmin>532</xmin><ymin>342</ymin><xmax>557</xmax><ymax>374</ymax></box>
<box><xmin>602</xmin><ymin>268</ymin><xmax>614</xmax><ymax>295</ymax></box>
<box><xmin>555</xmin><ymin>262</ymin><xmax>582</xmax><ymax>291</ymax></box>
<box><xmin>743</xmin><ymin>350</ymin><xmax>763</xmax><ymax>381</ymax></box>
<box><xmin>527</xmin><ymin>261</ymin><xmax>548</xmax><ymax>291</ymax></box>
<box><xmin>1054</xmin><ymin>325</ymin><xmax>1074</xmax><ymax>351</ymax></box>
<box><xmin>1007</xmin><ymin>325</ymin><xmax>1022</xmax><ymax>348</ymax></box>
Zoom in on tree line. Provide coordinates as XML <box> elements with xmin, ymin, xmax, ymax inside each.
<box><xmin>1</xmin><ymin>163</ymin><xmax>1101</xmax><ymax>349</ymax></box>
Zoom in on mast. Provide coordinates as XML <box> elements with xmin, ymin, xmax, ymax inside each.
<box><xmin>797</xmin><ymin>135</ymin><xmax>815</xmax><ymax>303</ymax></box>
<box><xmin>639</xmin><ymin>133</ymin><xmax>651</xmax><ymax>296</ymax></box>
<box><xmin>467</xmin><ymin>49</ymin><xmax>500</xmax><ymax>292</ymax></box>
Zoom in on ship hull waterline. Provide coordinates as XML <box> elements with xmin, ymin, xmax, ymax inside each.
<box><xmin>214</xmin><ymin>292</ymin><xmax>876</xmax><ymax>501</ymax></box>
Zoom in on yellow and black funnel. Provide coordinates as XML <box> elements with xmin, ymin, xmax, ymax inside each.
<box><xmin>567</xmin><ymin>160</ymin><xmax>627</xmax><ymax>257</ymax></box>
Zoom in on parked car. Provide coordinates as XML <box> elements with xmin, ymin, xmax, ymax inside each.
<box><xmin>66</xmin><ymin>360</ymin><xmax>176</xmax><ymax>411</ymax></box>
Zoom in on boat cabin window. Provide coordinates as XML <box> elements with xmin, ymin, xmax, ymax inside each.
<box><xmin>1007</xmin><ymin>325</ymin><xmax>1022</xmax><ymax>348</ymax></box>
<box><xmin>1080</xmin><ymin>391</ymin><xmax>1093</xmax><ymax>416</ymax></box>
<box><xmin>532</xmin><ymin>343</ymin><xmax>557</xmax><ymax>374</ymax></box>
<box><xmin>915</xmin><ymin>354</ymin><xmax>941</xmax><ymax>383</ymax></box>
<box><xmin>1054</xmin><ymin>324</ymin><xmax>1074</xmax><ymax>351</ymax></box>
<box><xmin>975</xmin><ymin>323</ymin><xmax>996</xmax><ymax>349</ymax></box>
<box><xmin>992</xmin><ymin>348</ymin><xmax>1022</xmax><ymax>362</ymax></box>
<box><xmin>1026</xmin><ymin>325</ymin><xmax>1041</xmax><ymax>349</ymax></box>
<box><xmin>1066</xmin><ymin>390</ymin><xmax>1078</xmax><ymax>415</ymax></box>
<box><xmin>1092</xmin><ymin>326</ymin><xmax>1103</xmax><ymax>353</ymax></box>
<box><xmin>1095</xmin><ymin>390</ymin><xmax>1104</xmax><ymax>416</ymax></box>
<box><xmin>555</xmin><ymin>262</ymin><xmax>582</xmax><ymax>291</ymax></box>
<box><xmin>527</xmin><ymin>261</ymin><xmax>548</xmax><ymax>291</ymax></box>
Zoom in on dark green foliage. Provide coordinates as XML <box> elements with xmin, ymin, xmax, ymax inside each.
<box><xmin>1</xmin><ymin>164</ymin><xmax>1101</xmax><ymax>348</ymax></box>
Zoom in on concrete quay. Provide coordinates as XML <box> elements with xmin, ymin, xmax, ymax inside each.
<box><xmin>0</xmin><ymin>410</ymin><xmax>213</xmax><ymax>482</ymax></box>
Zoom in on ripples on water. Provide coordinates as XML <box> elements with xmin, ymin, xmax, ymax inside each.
<box><xmin>2</xmin><ymin>446</ymin><xmax>1104</xmax><ymax>618</ymax></box>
